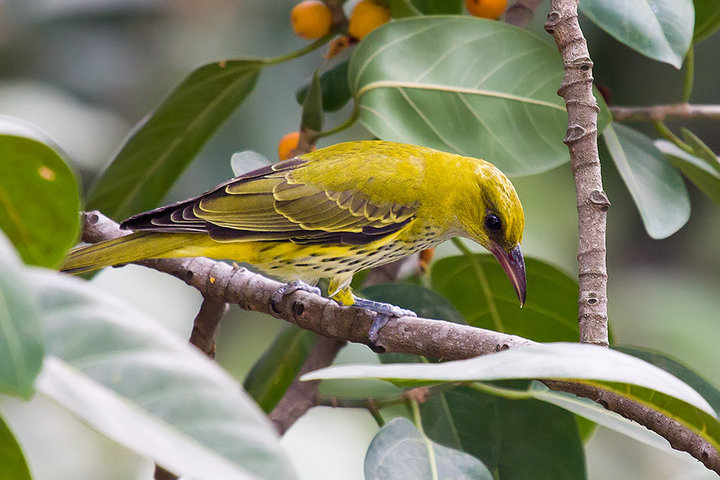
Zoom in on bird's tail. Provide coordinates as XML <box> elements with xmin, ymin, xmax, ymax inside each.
<box><xmin>60</xmin><ymin>232</ymin><xmax>197</xmax><ymax>274</ymax></box>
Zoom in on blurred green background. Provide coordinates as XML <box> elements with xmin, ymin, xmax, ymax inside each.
<box><xmin>1</xmin><ymin>0</ymin><xmax>718</xmax><ymax>478</ymax></box>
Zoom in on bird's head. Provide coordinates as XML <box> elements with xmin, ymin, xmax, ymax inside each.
<box><xmin>457</xmin><ymin>160</ymin><xmax>526</xmax><ymax>306</ymax></box>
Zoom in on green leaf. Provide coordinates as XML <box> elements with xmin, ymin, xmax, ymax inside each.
<box><xmin>365</xmin><ymin>417</ymin><xmax>492</xmax><ymax>480</ymax></box>
<box><xmin>296</xmin><ymin>61</ymin><xmax>352</xmax><ymax>112</ymax></box>
<box><xmin>301</xmin><ymin>70</ymin><xmax>324</xmax><ymax>132</ymax></box>
<box><xmin>387</xmin><ymin>0</ymin><xmax>422</xmax><ymax>17</ymax></box>
<box><xmin>693</xmin><ymin>0</ymin><xmax>720</xmax><ymax>42</ymax></box>
<box><xmin>0</xmin><ymin>118</ymin><xmax>80</xmax><ymax>268</ymax></box>
<box><xmin>615</xmin><ymin>346</ymin><xmax>720</xmax><ymax>417</ymax></box>
<box><xmin>655</xmin><ymin>140</ymin><xmax>720</xmax><ymax>207</ymax></box>
<box><xmin>421</xmin><ymin>385</ymin><xmax>586</xmax><ymax>479</ymax></box>
<box><xmin>579</xmin><ymin>0</ymin><xmax>694</xmax><ymax>68</ymax></box>
<box><xmin>680</xmin><ymin>128</ymin><xmax>720</xmax><ymax>176</ymax></box>
<box><xmin>0</xmin><ymin>234</ymin><xmax>43</xmax><ymax>399</ymax></box>
<box><xmin>411</xmin><ymin>0</ymin><xmax>462</xmax><ymax>14</ymax></box>
<box><xmin>0</xmin><ymin>413</ymin><xmax>31</xmax><ymax>480</ymax></box>
<box><xmin>603</xmin><ymin>124</ymin><xmax>690</xmax><ymax>239</ymax></box>
<box><xmin>244</xmin><ymin>325</ymin><xmax>317</xmax><ymax>413</ymax></box>
<box><xmin>33</xmin><ymin>270</ymin><xmax>296</xmax><ymax>480</ymax></box>
<box><xmin>361</xmin><ymin>284</ymin><xmax>466</xmax><ymax>325</ymax></box>
<box><xmin>431</xmin><ymin>254</ymin><xmax>579</xmax><ymax>342</ymax></box>
<box><xmin>231</xmin><ymin>150</ymin><xmax>272</xmax><ymax>177</ymax></box>
<box><xmin>350</xmin><ymin>17</ymin><xmax>575</xmax><ymax>176</ymax></box>
<box><xmin>87</xmin><ymin>60</ymin><xmax>262</xmax><ymax>220</ymax></box>
<box><xmin>303</xmin><ymin>343</ymin><xmax>714</xmax><ymax>415</ymax></box>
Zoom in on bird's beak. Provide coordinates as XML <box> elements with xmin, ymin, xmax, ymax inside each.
<box><xmin>491</xmin><ymin>244</ymin><xmax>527</xmax><ymax>307</ymax></box>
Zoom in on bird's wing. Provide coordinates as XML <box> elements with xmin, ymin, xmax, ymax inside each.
<box><xmin>120</xmin><ymin>157</ymin><xmax>418</xmax><ymax>245</ymax></box>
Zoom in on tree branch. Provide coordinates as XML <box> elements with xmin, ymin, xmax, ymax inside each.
<box><xmin>189</xmin><ymin>297</ymin><xmax>228</xmax><ymax>358</ymax></box>
<box><xmin>611</xmin><ymin>104</ymin><xmax>720</xmax><ymax>122</ymax></box>
<box><xmin>505</xmin><ymin>0</ymin><xmax>545</xmax><ymax>27</ymax></box>
<box><xmin>77</xmin><ymin>211</ymin><xmax>720</xmax><ymax>473</ymax></box>
<box><xmin>545</xmin><ymin>0</ymin><xmax>609</xmax><ymax>347</ymax></box>
<box><xmin>269</xmin><ymin>336</ymin><xmax>346</xmax><ymax>434</ymax></box>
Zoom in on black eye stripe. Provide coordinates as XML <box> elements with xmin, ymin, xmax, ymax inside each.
<box><xmin>485</xmin><ymin>213</ymin><xmax>502</xmax><ymax>232</ymax></box>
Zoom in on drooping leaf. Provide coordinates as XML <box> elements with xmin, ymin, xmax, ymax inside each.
<box><xmin>361</xmin><ymin>284</ymin><xmax>466</xmax><ymax>325</ymax></box>
<box><xmin>603</xmin><ymin>124</ymin><xmax>690</xmax><ymax>239</ymax></box>
<box><xmin>33</xmin><ymin>270</ymin><xmax>296</xmax><ymax>480</ymax></box>
<box><xmin>301</xmin><ymin>70</ymin><xmax>324</xmax><ymax>132</ymax></box>
<box><xmin>349</xmin><ymin>17</ymin><xmax>611</xmax><ymax>176</ymax></box>
<box><xmin>303</xmin><ymin>343</ymin><xmax>714</xmax><ymax>415</ymax></box>
<box><xmin>655</xmin><ymin>140</ymin><xmax>720</xmax><ymax>206</ymax></box>
<box><xmin>431</xmin><ymin>254</ymin><xmax>579</xmax><ymax>342</ymax></box>
<box><xmin>244</xmin><ymin>326</ymin><xmax>317</xmax><ymax>413</ymax></box>
<box><xmin>615</xmin><ymin>345</ymin><xmax>720</xmax><ymax>417</ymax></box>
<box><xmin>0</xmin><ymin>117</ymin><xmax>80</xmax><ymax>268</ymax></box>
<box><xmin>693</xmin><ymin>0</ymin><xmax>720</xmax><ymax>42</ymax></box>
<box><xmin>296</xmin><ymin>61</ymin><xmax>352</xmax><ymax>112</ymax></box>
<box><xmin>305</xmin><ymin>343</ymin><xmax>720</xmax><ymax>453</ymax></box>
<box><xmin>0</xmin><ymin>234</ymin><xmax>43</xmax><ymax>399</ymax></box>
<box><xmin>87</xmin><ymin>60</ymin><xmax>262</xmax><ymax>220</ymax></box>
<box><xmin>421</xmin><ymin>384</ymin><xmax>586</xmax><ymax>479</ymax></box>
<box><xmin>0</xmin><ymin>413</ymin><xmax>31</xmax><ymax>480</ymax></box>
<box><xmin>579</xmin><ymin>0</ymin><xmax>694</xmax><ymax>68</ymax></box>
<box><xmin>365</xmin><ymin>417</ymin><xmax>492</xmax><ymax>480</ymax></box>
<box><xmin>231</xmin><ymin>150</ymin><xmax>272</xmax><ymax>177</ymax></box>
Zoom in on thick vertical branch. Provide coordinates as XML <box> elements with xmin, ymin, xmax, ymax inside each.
<box><xmin>544</xmin><ymin>1</ymin><xmax>609</xmax><ymax>347</ymax></box>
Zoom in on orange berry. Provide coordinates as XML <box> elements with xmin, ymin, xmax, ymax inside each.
<box><xmin>291</xmin><ymin>1</ymin><xmax>333</xmax><ymax>40</ymax></box>
<box><xmin>465</xmin><ymin>0</ymin><xmax>507</xmax><ymax>19</ymax></box>
<box><xmin>278</xmin><ymin>132</ymin><xmax>301</xmax><ymax>160</ymax></box>
<box><xmin>348</xmin><ymin>0</ymin><xmax>391</xmax><ymax>41</ymax></box>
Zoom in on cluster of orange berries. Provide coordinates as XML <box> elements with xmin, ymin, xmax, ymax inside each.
<box><xmin>291</xmin><ymin>0</ymin><xmax>392</xmax><ymax>42</ymax></box>
<box><xmin>282</xmin><ymin>0</ymin><xmax>506</xmax><ymax>159</ymax></box>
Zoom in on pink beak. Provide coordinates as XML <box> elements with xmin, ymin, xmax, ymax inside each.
<box><xmin>491</xmin><ymin>244</ymin><xmax>527</xmax><ymax>307</ymax></box>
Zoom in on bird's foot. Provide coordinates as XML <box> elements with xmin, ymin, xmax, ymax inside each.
<box><xmin>352</xmin><ymin>297</ymin><xmax>417</xmax><ymax>353</ymax></box>
<box><xmin>271</xmin><ymin>280</ymin><xmax>321</xmax><ymax>313</ymax></box>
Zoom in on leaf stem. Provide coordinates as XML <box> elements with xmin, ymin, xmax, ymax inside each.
<box><xmin>451</xmin><ymin>238</ymin><xmax>505</xmax><ymax>332</ymax></box>
<box><xmin>317</xmin><ymin>102</ymin><xmax>360</xmax><ymax>138</ymax></box>
<box><xmin>469</xmin><ymin>381</ymin><xmax>533</xmax><ymax>400</ymax></box>
<box><xmin>681</xmin><ymin>45</ymin><xmax>694</xmax><ymax>103</ymax></box>
<box><xmin>411</xmin><ymin>400</ymin><xmax>439</xmax><ymax>480</ymax></box>
<box><xmin>264</xmin><ymin>34</ymin><xmax>334</xmax><ymax>66</ymax></box>
<box><xmin>653</xmin><ymin>120</ymin><xmax>693</xmax><ymax>154</ymax></box>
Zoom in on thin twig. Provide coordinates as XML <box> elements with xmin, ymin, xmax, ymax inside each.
<box><xmin>505</xmin><ymin>0</ymin><xmax>545</xmax><ymax>27</ymax></box>
<box><xmin>189</xmin><ymin>297</ymin><xmax>228</xmax><ymax>358</ymax></box>
<box><xmin>611</xmin><ymin>103</ymin><xmax>720</xmax><ymax>122</ymax></box>
<box><xmin>77</xmin><ymin>211</ymin><xmax>720</xmax><ymax>473</ymax></box>
<box><xmin>545</xmin><ymin>0</ymin><xmax>609</xmax><ymax>346</ymax></box>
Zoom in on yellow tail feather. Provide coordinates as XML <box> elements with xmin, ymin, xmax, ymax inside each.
<box><xmin>60</xmin><ymin>232</ymin><xmax>200</xmax><ymax>274</ymax></box>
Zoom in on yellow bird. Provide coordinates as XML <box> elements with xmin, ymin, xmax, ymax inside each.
<box><xmin>62</xmin><ymin>141</ymin><xmax>526</xmax><ymax>339</ymax></box>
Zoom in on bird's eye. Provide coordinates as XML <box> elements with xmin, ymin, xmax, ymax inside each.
<box><xmin>485</xmin><ymin>213</ymin><xmax>502</xmax><ymax>232</ymax></box>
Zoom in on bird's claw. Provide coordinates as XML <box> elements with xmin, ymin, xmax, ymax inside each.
<box><xmin>352</xmin><ymin>297</ymin><xmax>417</xmax><ymax>353</ymax></box>
<box><xmin>270</xmin><ymin>280</ymin><xmax>321</xmax><ymax>313</ymax></box>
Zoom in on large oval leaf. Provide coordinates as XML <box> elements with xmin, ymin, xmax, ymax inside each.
<box><xmin>579</xmin><ymin>0</ymin><xmax>694</xmax><ymax>68</ymax></box>
<box><xmin>87</xmin><ymin>60</ymin><xmax>262</xmax><ymax>221</ymax></box>
<box><xmin>349</xmin><ymin>17</ymin><xmax>571</xmax><ymax>176</ymax></box>
<box><xmin>603</xmin><ymin>124</ymin><xmax>690</xmax><ymax>239</ymax></box>
<box><xmin>365</xmin><ymin>417</ymin><xmax>492</xmax><ymax>480</ymax></box>
<box><xmin>0</xmin><ymin>234</ymin><xmax>43</xmax><ymax>399</ymax></box>
<box><xmin>0</xmin><ymin>118</ymin><xmax>80</xmax><ymax>268</ymax></box>
<box><xmin>32</xmin><ymin>270</ymin><xmax>296</xmax><ymax>480</ymax></box>
<box><xmin>431</xmin><ymin>254</ymin><xmax>579</xmax><ymax>342</ymax></box>
<box><xmin>421</xmin><ymin>385</ymin><xmax>586</xmax><ymax>479</ymax></box>
<box><xmin>362</xmin><ymin>284</ymin><xmax>466</xmax><ymax>325</ymax></box>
